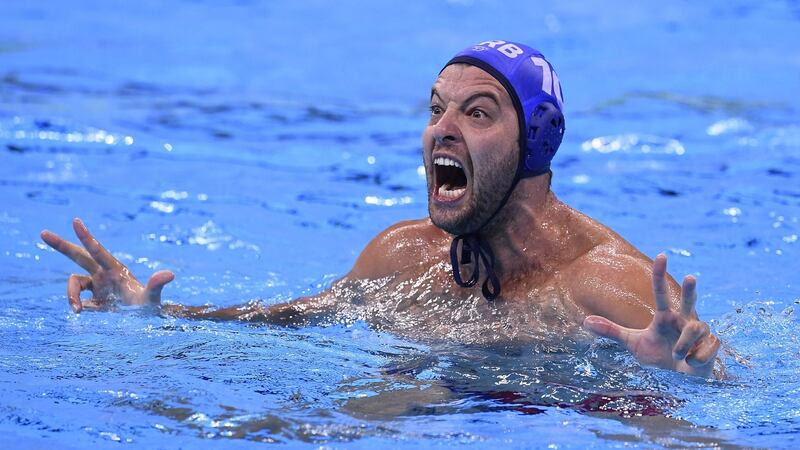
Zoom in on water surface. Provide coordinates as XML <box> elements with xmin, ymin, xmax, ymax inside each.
<box><xmin>1</xmin><ymin>0</ymin><xmax>800</xmax><ymax>448</ymax></box>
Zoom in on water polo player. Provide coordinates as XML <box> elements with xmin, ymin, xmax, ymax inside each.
<box><xmin>41</xmin><ymin>40</ymin><xmax>722</xmax><ymax>378</ymax></box>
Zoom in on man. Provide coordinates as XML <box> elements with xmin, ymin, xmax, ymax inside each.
<box><xmin>41</xmin><ymin>40</ymin><xmax>721</xmax><ymax>378</ymax></box>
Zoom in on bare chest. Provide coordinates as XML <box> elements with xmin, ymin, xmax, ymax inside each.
<box><xmin>337</xmin><ymin>261</ymin><xmax>587</xmax><ymax>344</ymax></box>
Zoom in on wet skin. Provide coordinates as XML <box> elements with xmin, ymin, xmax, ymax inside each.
<box><xmin>41</xmin><ymin>64</ymin><xmax>721</xmax><ymax>378</ymax></box>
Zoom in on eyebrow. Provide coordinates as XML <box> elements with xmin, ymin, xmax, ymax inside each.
<box><xmin>429</xmin><ymin>89</ymin><xmax>501</xmax><ymax>109</ymax></box>
<box><xmin>462</xmin><ymin>91</ymin><xmax>501</xmax><ymax>109</ymax></box>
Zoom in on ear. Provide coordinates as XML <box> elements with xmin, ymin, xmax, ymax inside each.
<box><xmin>524</xmin><ymin>102</ymin><xmax>565</xmax><ymax>173</ymax></box>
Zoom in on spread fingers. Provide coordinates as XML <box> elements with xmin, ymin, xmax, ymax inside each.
<box><xmin>41</xmin><ymin>230</ymin><xmax>100</xmax><ymax>274</ymax></box>
<box><xmin>67</xmin><ymin>274</ymin><xmax>93</xmax><ymax>314</ymax></box>
<box><xmin>72</xmin><ymin>218</ymin><xmax>121</xmax><ymax>271</ymax></box>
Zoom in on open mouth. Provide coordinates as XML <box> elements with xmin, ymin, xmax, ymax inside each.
<box><xmin>434</xmin><ymin>156</ymin><xmax>468</xmax><ymax>202</ymax></box>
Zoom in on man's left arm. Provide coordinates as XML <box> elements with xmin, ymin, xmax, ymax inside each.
<box><xmin>568</xmin><ymin>252</ymin><xmax>722</xmax><ymax>378</ymax></box>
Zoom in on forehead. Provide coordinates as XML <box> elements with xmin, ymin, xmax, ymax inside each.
<box><xmin>432</xmin><ymin>64</ymin><xmax>510</xmax><ymax>103</ymax></box>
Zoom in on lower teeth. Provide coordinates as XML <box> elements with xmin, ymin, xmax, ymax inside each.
<box><xmin>439</xmin><ymin>186</ymin><xmax>465</xmax><ymax>198</ymax></box>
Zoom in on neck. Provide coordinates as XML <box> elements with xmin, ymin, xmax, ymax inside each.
<box><xmin>476</xmin><ymin>175</ymin><xmax>562</xmax><ymax>280</ymax></box>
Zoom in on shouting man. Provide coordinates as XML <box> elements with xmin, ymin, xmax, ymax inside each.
<box><xmin>41</xmin><ymin>40</ymin><xmax>721</xmax><ymax>378</ymax></box>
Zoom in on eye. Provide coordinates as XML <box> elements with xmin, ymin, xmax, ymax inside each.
<box><xmin>429</xmin><ymin>105</ymin><xmax>443</xmax><ymax>115</ymax></box>
<box><xmin>469</xmin><ymin>109</ymin><xmax>487</xmax><ymax>119</ymax></box>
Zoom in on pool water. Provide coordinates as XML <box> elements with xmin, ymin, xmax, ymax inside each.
<box><xmin>2</xmin><ymin>0</ymin><xmax>800</xmax><ymax>448</ymax></box>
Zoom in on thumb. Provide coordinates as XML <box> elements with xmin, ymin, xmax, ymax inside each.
<box><xmin>583</xmin><ymin>315</ymin><xmax>635</xmax><ymax>347</ymax></box>
<box><xmin>145</xmin><ymin>270</ymin><xmax>175</xmax><ymax>303</ymax></box>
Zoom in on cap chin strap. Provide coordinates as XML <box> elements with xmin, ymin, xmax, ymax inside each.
<box><xmin>448</xmin><ymin>161</ymin><xmax>548</xmax><ymax>301</ymax></box>
<box><xmin>450</xmin><ymin>234</ymin><xmax>500</xmax><ymax>299</ymax></box>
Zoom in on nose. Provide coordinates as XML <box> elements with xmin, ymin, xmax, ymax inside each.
<box><xmin>432</xmin><ymin>109</ymin><xmax>462</xmax><ymax>147</ymax></box>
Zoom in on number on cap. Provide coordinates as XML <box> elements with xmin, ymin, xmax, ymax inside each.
<box><xmin>530</xmin><ymin>56</ymin><xmax>564</xmax><ymax>108</ymax></box>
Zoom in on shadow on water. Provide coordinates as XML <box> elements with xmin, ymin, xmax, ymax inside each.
<box><xmin>115</xmin><ymin>337</ymin><xmax>759</xmax><ymax>448</ymax></box>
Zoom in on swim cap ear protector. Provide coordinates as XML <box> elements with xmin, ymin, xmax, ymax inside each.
<box><xmin>444</xmin><ymin>40</ymin><xmax>565</xmax><ymax>177</ymax></box>
<box><xmin>442</xmin><ymin>40</ymin><xmax>566</xmax><ymax>301</ymax></box>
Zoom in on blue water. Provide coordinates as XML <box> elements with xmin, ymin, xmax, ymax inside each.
<box><xmin>2</xmin><ymin>0</ymin><xmax>800</xmax><ymax>448</ymax></box>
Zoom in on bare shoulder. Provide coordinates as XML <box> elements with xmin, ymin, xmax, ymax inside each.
<box><xmin>349</xmin><ymin>218</ymin><xmax>448</xmax><ymax>280</ymax></box>
<box><xmin>557</xmin><ymin>208</ymin><xmax>677</xmax><ymax>328</ymax></box>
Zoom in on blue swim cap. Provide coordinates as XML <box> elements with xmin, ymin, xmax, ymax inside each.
<box><xmin>443</xmin><ymin>40</ymin><xmax>565</xmax><ymax>177</ymax></box>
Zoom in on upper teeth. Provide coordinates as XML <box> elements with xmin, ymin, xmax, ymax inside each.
<box><xmin>434</xmin><ymin>157</ymin><xmax>462</xmax><ymax>169</ymax></box>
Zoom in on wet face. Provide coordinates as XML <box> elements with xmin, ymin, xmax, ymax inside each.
<box><xmin>422</xmin><ymin>64</ymin><xmax>520</xmax><ymax>236</ymax></box>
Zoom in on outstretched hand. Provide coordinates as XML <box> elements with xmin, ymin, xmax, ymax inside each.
<box><xmin>583</xmin><ymin>254</ymin><xmax>721</xmax><ymax>378</ymax></box>
<box><xmin>41</xmin><ymin>218</ymin><xmax>174</xmax><ymax>313</ymax></box>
